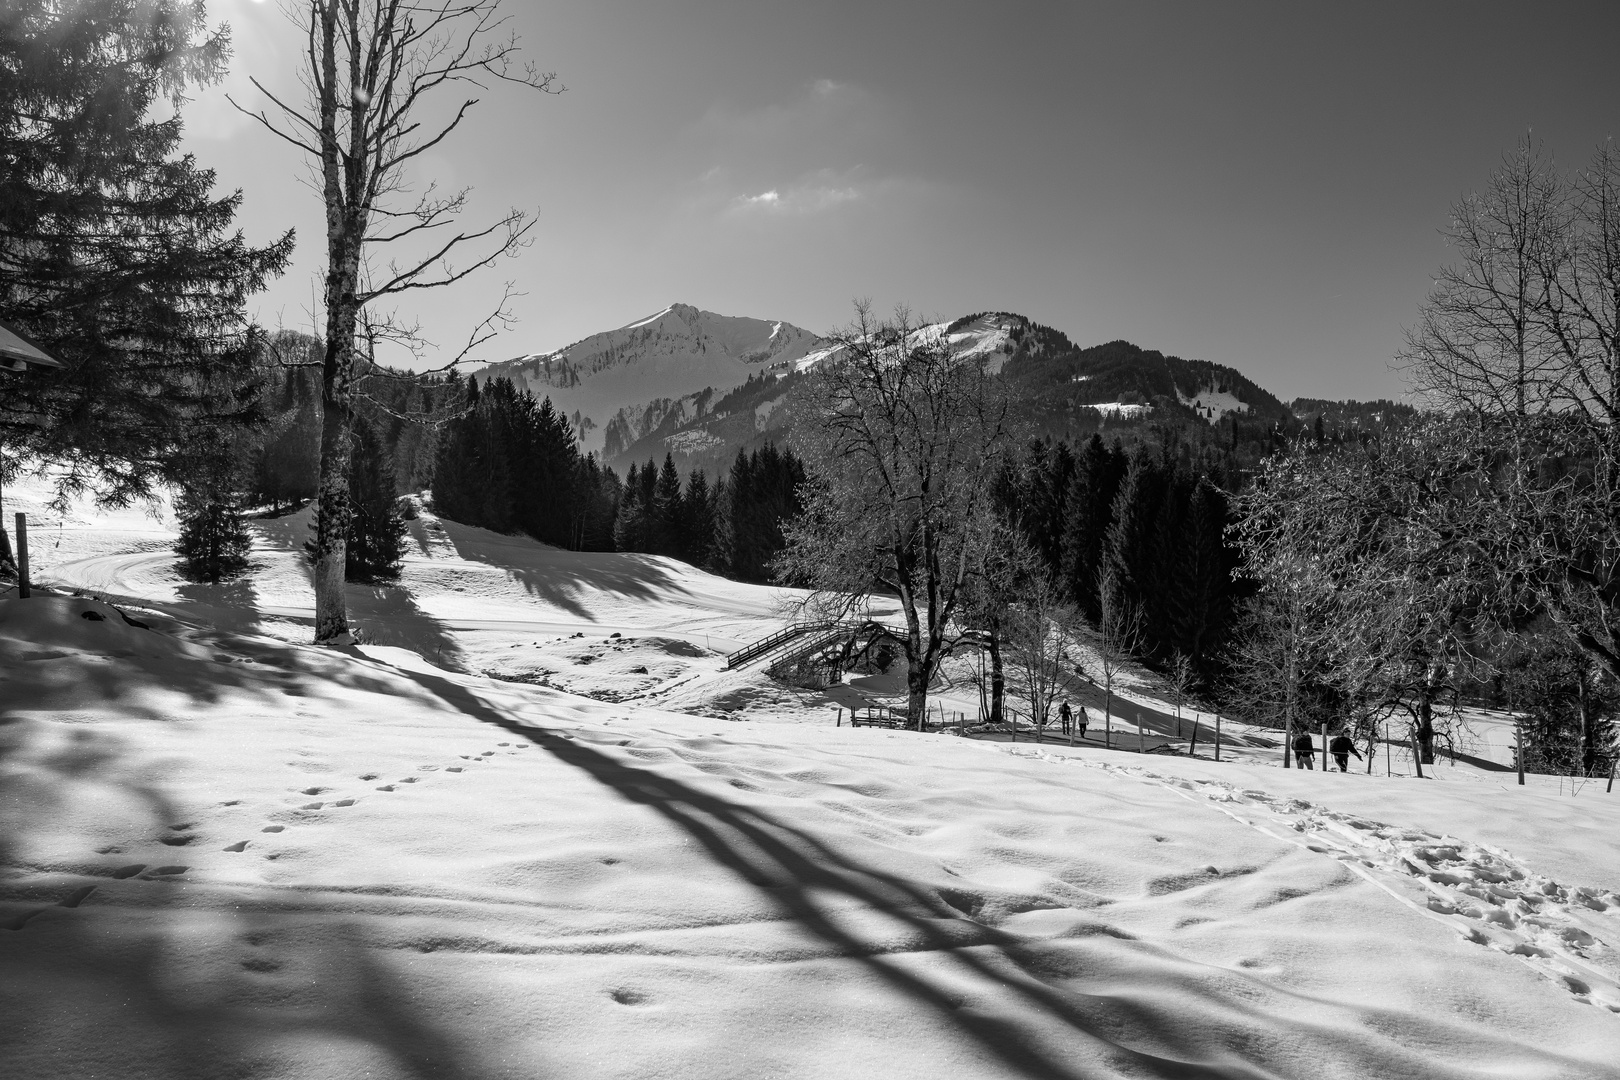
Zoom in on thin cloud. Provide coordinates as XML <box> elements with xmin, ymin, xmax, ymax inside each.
<box><xmin>729</xmin><ymin>169</ymin><xmax>868</xmax><ymax>215</ymax></box>
<box><xmin>732</xmin><ymin>178</ymin><xmax>861</xmax><ymax>215</ymax></box>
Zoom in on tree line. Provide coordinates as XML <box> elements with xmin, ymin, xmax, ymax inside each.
<box><xmin>1228</xmin><ymin>138</ymin><xmax>1620</xmax><ymax>775</ymax></box>
<box><xmin>429</xmin><ymin>375</ymin><xmax>806</xmax><ymax>583</ymax></box>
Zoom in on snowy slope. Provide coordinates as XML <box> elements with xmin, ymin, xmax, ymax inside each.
<box><xmin>4</xmin><ymin>591</ymin><xmax>1619</xmax><ymax>1079</ymax></box>
<box><xmin>5</xmin><ymin>476</ymin><xmax>1620</xmax><ymax>1077</ymax></box>
<box><xmin>789</xmin><ymin>312</ymin><xmax>1022</xmax><ymax>376</ymax></box>
<box><xmin>475</xmin><ymin>304</ymin><xmax>823</xmax><ymax>454</ymax></box>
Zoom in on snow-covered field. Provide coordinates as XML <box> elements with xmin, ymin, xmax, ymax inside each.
<box><xmin>3</xmin><ymin>475</ymin><xmax>1620</xmax><ymax>1078</ymax></box>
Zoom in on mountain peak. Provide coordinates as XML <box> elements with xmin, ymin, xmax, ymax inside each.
<box><xmin>472</xmin><ymin>305</ymin><xmax>824</xmax><ymax>453</ymax></box>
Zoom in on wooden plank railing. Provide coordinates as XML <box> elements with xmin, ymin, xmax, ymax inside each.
<box><xmin>724</xmin><ymin>621</ymin><xmax>846</xmax><ymax>670</ymax></box>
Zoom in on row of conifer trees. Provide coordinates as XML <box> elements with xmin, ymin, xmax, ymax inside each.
<box><xmin>996</xmin><ymin>434</ymin><xmax>1244</xmax><ymax>675</ymax></box>
<box><xmin>428</xmin><ymin>377</ymin><xmax>805</xmax><ymax>583</ymax></box>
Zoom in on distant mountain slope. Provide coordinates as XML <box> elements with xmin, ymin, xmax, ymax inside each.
<box><xmin>1290</xmin><ymin>398</ymin><xmax>1419</xmax><ymax>433</ymax></box>
<box><xmin>471</xmin><ymin>303</ymin><xmax>822</xmax><ymax>453</ymax></box>
<box><xmin>1001</xmin><ymin>327</ymin><xmax>1294</xmax><ymax>426</ymax></box>
<box><xmin>476</xmin><ymin>303</ymin><xmax>1323</xmax><ymax>476</ymax></box>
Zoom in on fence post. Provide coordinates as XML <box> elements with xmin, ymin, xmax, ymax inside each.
<box><xmin>1214</xmin><ymin>714</ymin><xmax>1221</xmax><ymax>762</ymax></box>
<box><xmin>1411</xmin><ymin>731</ymin><xmax>1425</xmax><ymax>779</ymax></box>
<box><xmin>15</xmin><ymin>513</ymin><xmax>28</xmax><ymax>599</ymax></box>
<box><xmin>1607</xmin><ymin>758</ymin><xmax>1614</xmax><ymax>794</ymax></box>
<box><xmin>836</xmin><ymin>708</ymin><xmax>842</xmax><ymax>728</ymax></box>
<box><xmin>1516</xmin><ymin>720</ymin><xmax>1525</xmax><ymax>787</ymax></box>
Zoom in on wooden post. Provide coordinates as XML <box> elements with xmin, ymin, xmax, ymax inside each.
<box><xmin>1321</xmin><ymin>722</ymin><xmax>1329</xmax><ymax>774</ymax></box>
<box><xmin>1214</xmin><ymin>714</ymin><xmax>1221</xmax><ymax>762</ymax></box>
<box><xmin>1411</xmin><ymin>731</ymin><xmax>1425</xmax><ymax>779</ymax></box>
<box><xmin>1516</xmin><ymin>720</ymin><xmax>1526</xmax><ymax>787</ymax></box>
<box><xmin>15</xmin><ymin>513</ymin><xmax>28</xmax><ymax>599</ymax></box>
<box><xmin>836</xmin><ymin>708</ymin><xmax>842</xmax><ymax>727</ymax></box>
<box><xmin>1189</xmin><ymin>716</ymin><xmax>1200</xmax><ymax>757</ymax></box>
<box><xmin>1606</xmin><ymin>758</ymin><xmax>1614</xmax><ymax>794</ymax></box>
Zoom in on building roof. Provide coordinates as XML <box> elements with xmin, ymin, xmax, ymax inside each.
<box><xmin>0</xmin><ymin>319</ymin><xmax>64</xmax><ymax>371</ymax></box>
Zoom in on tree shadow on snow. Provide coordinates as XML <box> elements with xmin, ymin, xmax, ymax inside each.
<box><xmin>438</xmin><ymin>520</ymin><xmax>691</xmax><ymax>621</ymax></box>
<box><xmin>396</xmin><ymin>669</ymin><xmax>1383</xmax><ymax>1080</ymax></box>
<box><xmin>0</xmin><ymin>714</ymin><xmax>490</xmax><ymax>1080</ymax></box>
<box><xmin>175</xmin><ymin>578</ymin><xmax>264</xmax><ymax>638</ymax></box>
<box><xmin>347</xmin><ymin>584</ymin><xmax>466</xmax><ymax>672</ymax></box>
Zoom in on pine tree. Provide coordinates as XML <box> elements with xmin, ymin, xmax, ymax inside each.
<box><xmin>613</xmin><ymin>463</ymin><xmax>650</xmax><ymax>552</ymax></box>
<box><xmin>681</xmin><ymin>469</ymin><xmax>714</xmax><ymax>566</ymax></box>
<box><xmin>0</xmin><ymin>0</ymin><xmax>292</xmax><ymax>505</ymax></box>
<box><xmin>1059</xmin><ymin>436</ymin><xmax>1128</xmax><ymax>619</ymax></box>
<box><xmin>652</xmin><ymin>453</ymin><xmax>683</xmax><ymax>557</ymax></box>
<box><xmin>345</xmin><ymin>420</ymin><xmax>405</xmax><ymax>583</ymax></box>
<box><xmin>174</xmin><ymin>453</ymin><xmax>253</xmax><ymax>584</ymax></box>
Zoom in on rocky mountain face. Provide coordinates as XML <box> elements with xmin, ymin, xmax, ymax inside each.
<box><xmin>471</xmin><ymin>303</ymin><xmax>823</xmax><ymax>455</ymax></box>
<box><xmin>474</xmin><ymin>305</ymin><xmax>1309</xmax><ymax>477</ymax></box>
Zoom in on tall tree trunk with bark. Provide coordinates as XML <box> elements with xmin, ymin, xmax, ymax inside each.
<box><xmin>234</xmin><ymin>0</ymin><xmax>554</xmax><ymax>644</ymax></box>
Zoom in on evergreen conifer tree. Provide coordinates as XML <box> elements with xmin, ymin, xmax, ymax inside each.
<box><xmin>681</xmin><ymin>469</ymin><xmax>714</xmax><ymax>566</ymax></box>
<box><xmin>1059</xmin><ymin>436</ymin><xmax>1128</xmax><ymax>618</ymax></box>
<box><xmin>173</xmin><ymin>452</ymin><xmax>253</xmax><ymax>583</ymax></box>
<box><xmin>0</xmin><ymin>0</ymin><xmax>291</xmax><ymax>505</ymax></box>
<box><xmin>652</xmin><ymin>454</ymin><xmax>683</xmax><ymax>557</ymax></box>
<box><xmin>345</xmin><ymin>420</ymin><xmax>405</xmax><ymax>583</ymax></box>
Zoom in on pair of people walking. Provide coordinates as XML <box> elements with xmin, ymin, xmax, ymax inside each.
<box><xmin>1293</xmin><ymin>730</ymin><xmax>1363</xmax><ymax>772</ymax></box>
<box><xmin>1057</xmin><ymin>700</ymin><xmax>1088</xmax><ymax>740</ymax></box>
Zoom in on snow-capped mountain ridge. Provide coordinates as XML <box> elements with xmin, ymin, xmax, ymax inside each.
<box><xmin>473</xmin><ymin>303</ymin><xmax>823</xmax><ymax>454</ymax></box>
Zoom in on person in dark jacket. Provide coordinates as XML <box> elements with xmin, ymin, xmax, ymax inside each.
<box><xmin>1329</xmin><ymin>733</ymin><xmax>1363</xmax><ymax>772</ymax></box>
<box><xmin>1058</xmin><ymin>701</ymin><xmax>1073</xmax><ymax>736</ymax></box>
<box><xmin>1292</xmin><ymin>731</ymin><xmax>1316</xmax><ymax>770</ymax></box>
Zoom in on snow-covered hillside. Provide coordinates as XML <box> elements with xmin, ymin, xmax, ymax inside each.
<box><xmin>476</xmin><ymin>304</ymin><xmax>822</xmax><ymax>454</ymax></box>
<box><xmin>790</xmin><ymin>312</ymin><xmax>1023</xmax><ymax>376</ymax></box>
<box><xmin>1178</xmin><ymin>385</ymin><xmax>1252</xmax><ymax>424</ymax></box>
<box><xmin>5</xmin><ymin>476</ymin><xmax>1620</xmax><ymax>1078</ymax></box>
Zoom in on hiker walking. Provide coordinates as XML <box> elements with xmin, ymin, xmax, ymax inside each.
<box><xmin>1292</xmin><ymin>730</ymin><xmax>1317</xmax><ymax>770</ymax></box>
<box><xmin>1076</xmin><ymin>705</ymin><xmax>1090</xmax><ymax>741</ymax></box>
<box><xmin>1329</xmin><ymin>732</ymin><xmax>1363</xmax><ymax>773</ymax></box>
<box><xmin>1058</xmin><ymin>700</ymin><xmax>1073</xmax><ymax>736</ymax></box>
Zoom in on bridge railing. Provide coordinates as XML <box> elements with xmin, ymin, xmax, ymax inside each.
<box><xmin>723</xmin><ymin>620</ymin><xmax>845</xmax><ymax>670</ymax></box>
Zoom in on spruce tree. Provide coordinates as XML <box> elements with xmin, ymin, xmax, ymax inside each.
<box><xmin>681</xmin><ymin>469</ymin><xmax>714</xmax><ymax>566</ymax></box>
<box><xmin>613</xmin><ymin>463</ymin><xmax>649</xmax><ymax>552</ymax></box>
<box><xmin>174</xmin><ymin>452</ymin><xmax>253</xmax><ymax>584</ymax></box>
<box><xmin>652</xmin><ymin>453</ymin><xmax>683</xmax><ymax>557</ymax></box>
<box><xmin>1059</xmin><ymin>436</ymin><xmax>1128</xmax><ymax>619</ymax></box>
<box><xmin>345</xmin><ymin>420</ymin><xmax>405</xmax><ymax>583</ymax></box>
<box><xmin>0</xmin><ymin>0</ymin><xmax>291</xmax><ymax>505</ymax></box>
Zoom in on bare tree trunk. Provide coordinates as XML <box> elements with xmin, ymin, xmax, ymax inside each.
<box><xmin>311</xmin><ymin>233</ymin><xmax>362</xmax><ymax>641</ymax></box>
<box><xmin>988</xmin><ymin>630</ymin><xmax>1004</xmax><ymax>725</ymax></box>
<box><xmin>906</xmin><ymin>658</ymin><xmax>929</xmax><ymax>731</ymax></box>
<box><xmin>1579</xmin><ymin>669</ymin><xmax>1597</xmax><ymax>775</ymax></box>
<box><xmin>1416</xmin><ymin>683</ymin><xmax>1436</xmax><ymax>765</ymax></box>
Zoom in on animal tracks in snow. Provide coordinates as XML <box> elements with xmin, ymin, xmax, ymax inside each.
<box><xmin>1000</xmin><ymin>746</ymin><xmax>1620</xmax><ymax>1012</ymax></box>
<box><xmin>2</xmin><ymin>739</ymin><xmax>518</xmax><ymax>933</ymax></box>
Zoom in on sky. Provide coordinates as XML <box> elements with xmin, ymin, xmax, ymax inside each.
<box><xmin>185</xmin><ymin>0</ymin><xmax>1620</xmax><ymax>402</ymax></box>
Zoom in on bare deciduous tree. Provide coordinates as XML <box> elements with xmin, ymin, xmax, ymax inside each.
<box><xmin>1398</xmin><ymin>137</ymin><xmax>1564</xmax><ymax>418</ymax></box>
<box><xmin>236</xmin><ymin>0</ymin><xmax>556</xmax><ymax>642</ymax></box>
<box><xmin>776</xmin><ymin>303</ymin><xmax>1016</xmax><ymax>728</ymax></box>
<box><xmin>1085</xmin><ymin>566</ymin><xmax>1142</xmax><ymax>750</ymax></box>
<box><xmin>998</xmin><ymin>538</ymin><xmax>1074</xmax><ymax>741</ymax></box>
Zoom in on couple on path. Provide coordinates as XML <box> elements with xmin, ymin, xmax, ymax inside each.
<box><xmin>1294</xmin><ymin>731</ymin><xmax>1362</xmax><ymax>772</ymax></box>
<box><xmin>1057</xmin><ymin>701</ymin><xmax>1088</xmax><ymax>740</ymax></box>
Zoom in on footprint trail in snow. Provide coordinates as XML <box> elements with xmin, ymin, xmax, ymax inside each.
<box><xmin>999</xmin><ymin>745</ymin><xmax>1620</xmax><ymax>1012</ymax></box>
